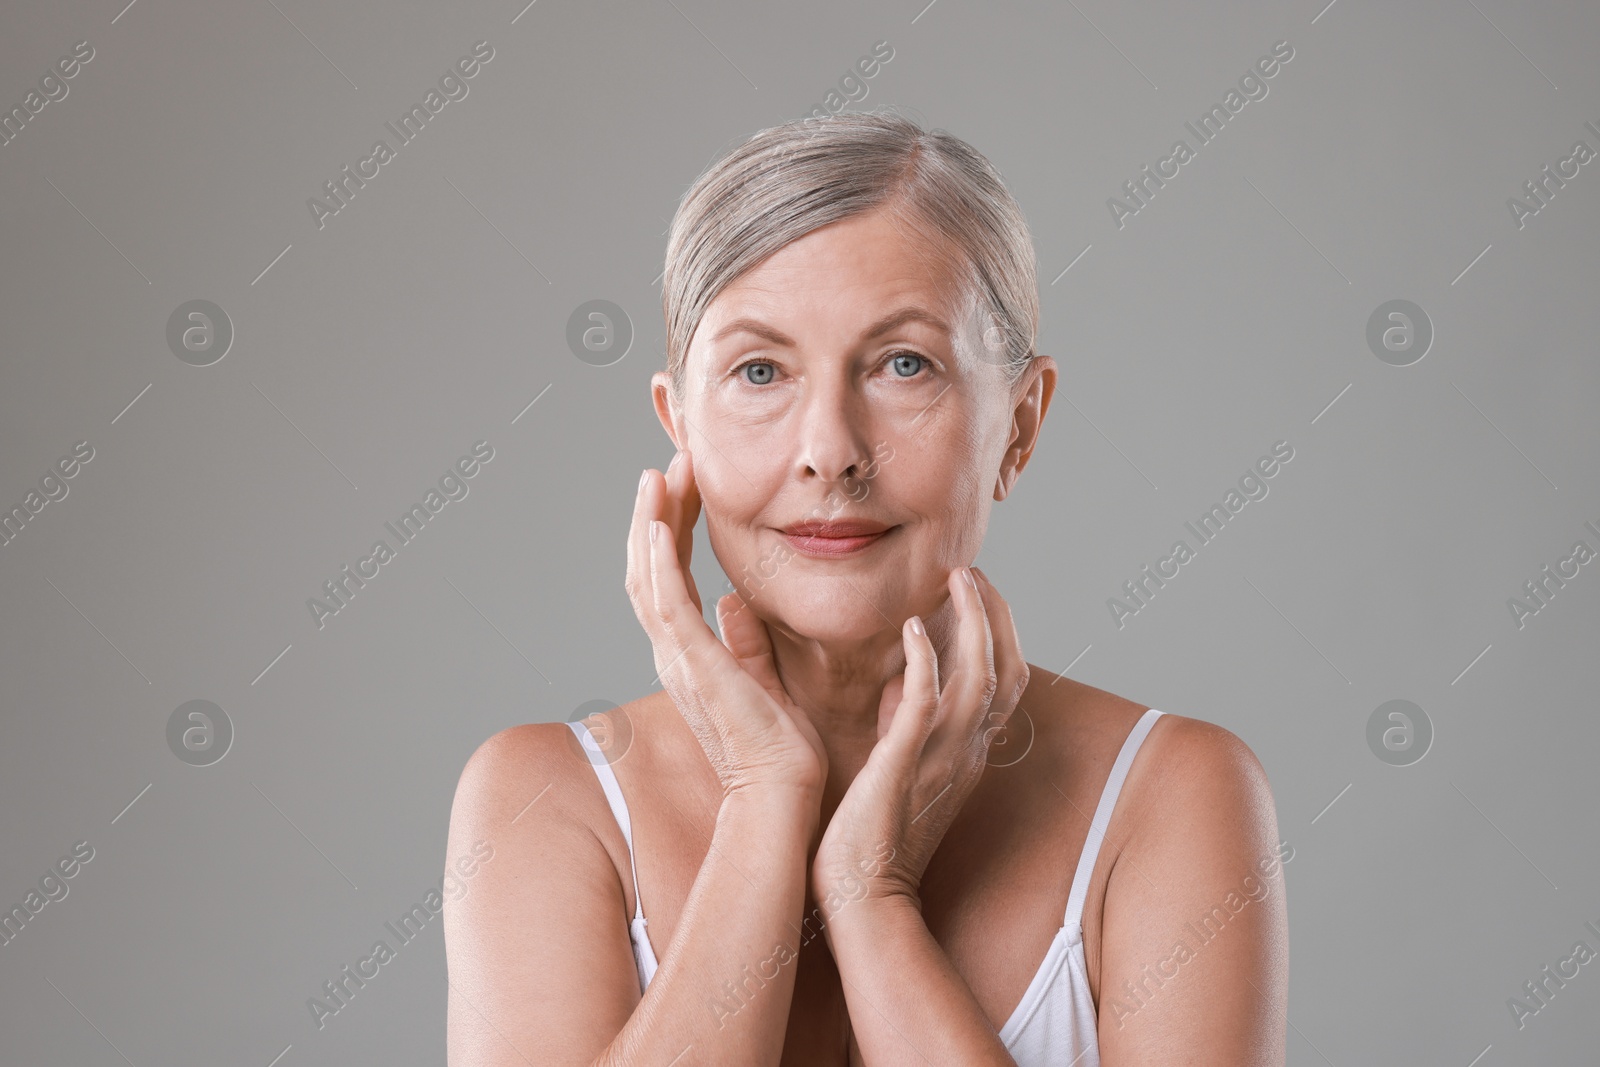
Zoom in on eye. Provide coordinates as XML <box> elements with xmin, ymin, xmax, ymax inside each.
<box><xmin>735</xmin><ymin>360</ymin><xmax>776</xmax><ymax>385</ymax></box>
<box><xmin>888</xmin><ymin>350</ymin><xmax>927</xmax><ymax>378</ymax></box>
<box><xmin>730</xmin><ymin>351</ymin><xmax>930</xmax><ymax>385</ymax></box>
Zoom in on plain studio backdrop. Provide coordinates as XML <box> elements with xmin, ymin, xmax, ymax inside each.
<box><xmin>2</xmin><ymin>1</ymin><xmax>1598</xmax><ymax>1064</ymax></box>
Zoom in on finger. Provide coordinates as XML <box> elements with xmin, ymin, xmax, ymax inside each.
<box><xmin>637</xmin><ymin>469</ymin><xmax>698</xmax><ymax>673</ymax></box>
<box><xmin>716</xmin><ymin>591</ymin><xmax>788</xmax><ymax>706</ymax></box>
<box><xmin>875</xmin><ymin>672</ymin><xmax>906</xmax><ymax>742</ymax></box>
<box><xmin>647</xmin><ymin>516</ymin><xmax>719</xmax><ymax>685</ymax></box>
<box><xmin>944</xmin><ymin>568</ymin><xmax>998</xmax><ymax>736</ymax></box>
<box><xmin>668</xmin><ymin>449</ymin><xmax>703</xmax><ymax>559</ymax></box>
<box><xmin>667</xmin><ymin>450</ymin><xmax>703</xmax><ymax>615</ymax></box>
<box><xmin>971</xmin><ymin>567</ymin><xmax>1029</xmax><ymax>719</ymax></box>
<box><xmin>624</xmin><ymin>468</ymin><xmax>660</xmax><ymax>635</ymax></box>
<box><xmin>883</xmin><ymin>613</ymin><xmax>940</xmax><ymax>760</ymax></box>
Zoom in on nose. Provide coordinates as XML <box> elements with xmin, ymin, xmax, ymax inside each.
<box><xmin>792</xmin><ymin>373</ymin><xmax>875</xmax><ymax>485</ymax></box>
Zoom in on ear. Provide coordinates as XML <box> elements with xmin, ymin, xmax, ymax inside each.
<box><xmin>651</xmin><ymin>370</ymin><xmax>685</xmax><ymax>450</ymax></box>
<box><xmin>994</xmin><ymin>355</ymin><xmax>1057</xmax><ymax>502</ymax></box>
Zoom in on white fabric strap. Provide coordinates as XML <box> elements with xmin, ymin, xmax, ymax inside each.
<box><xmin>1062</xmin><ymin>708</ymin><xmax>1164</xmax><ymax>928</ymax></box>
<box><xmin>565</xmin><ymin>720</ymin><xmax>646</xmax><ymax>924</ymax></box>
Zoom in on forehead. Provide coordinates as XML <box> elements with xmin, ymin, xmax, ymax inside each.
<box><xmin>700</xmin><ymin>209</ymin><xmax>975</xmax><ymax>337</ymax></box>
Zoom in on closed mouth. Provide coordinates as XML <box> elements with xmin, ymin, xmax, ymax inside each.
<box><xmin>778</xmin><ymin>522</ymin><xmax>897</xmax><ymax>557</ymax></box>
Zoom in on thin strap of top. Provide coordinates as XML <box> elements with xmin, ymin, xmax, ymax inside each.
<box><xmin>564</xmin><ymin>720</ymin><xmax>645</xmax><ymax>925</ymax></box>
<box><xmin>563</xmin><ymin>709</ymin><xmax>1162</xmax><ymax>940</ymax></box>
<box><xmin>1062</xmin><ymin>707</ymin><xmax>1164</xmax><ymax>929</ymax></box>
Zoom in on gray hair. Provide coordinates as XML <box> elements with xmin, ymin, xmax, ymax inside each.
<box><xmin>661</xmin><ymin>109</ymin><xmax>1038</xmax><ymax>403</ymax></box>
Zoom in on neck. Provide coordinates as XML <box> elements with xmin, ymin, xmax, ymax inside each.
<box><xmin>764</xmin><ymin>592</ymin><xmax>963</xmax><ymax>799</ymax></box>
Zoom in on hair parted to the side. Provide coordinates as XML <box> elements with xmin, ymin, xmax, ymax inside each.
<box><xmin>661</xmin><ymin>108</ymin><xmax>1039</xmax><ymax>404</ymax></box>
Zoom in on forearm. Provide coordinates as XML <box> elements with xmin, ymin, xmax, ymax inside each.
<box><xmin>598</xmin><ymin>788</ymin><xmax>816</xmax><ymax>1067</ymax></box>
<box><xmin>824</xmin><ymin>897</ymin><xmax>1015</xmax><ymax>1066</ymax></box>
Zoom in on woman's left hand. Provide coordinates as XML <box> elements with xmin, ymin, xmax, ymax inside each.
<box><xmin>810</xmin><ymin>565</ymin><xmax>1030</xmax><ymax>917</ymax></box>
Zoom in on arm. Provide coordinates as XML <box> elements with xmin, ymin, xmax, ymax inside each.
<box><xmin>823</xmin><ymin>895</ymin><xmax>1016</xmax><ymax>1064</ymax></box>
<box><xmin>1094</xmin><ymin>718</ymin><xmax>1289</xmax><ymax>1065</ymax></box>
<box><xmin>807</xmin><ymin>566</ymin><xmax>1029</xmax><ymax>1065</ymax></box>
<box><xmin>443</xmin><ymin>723</ymin><xmax>820</xmax><ymax>1067</ymax></box>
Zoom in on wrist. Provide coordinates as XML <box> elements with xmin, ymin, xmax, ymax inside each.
<box><xmin>817</xmin><ymin>890</ymin><xmax>924</xmax><ymax>954</ymax></box>
<box><xmin>812</xmin><ymin>840</ymin><xmax>915</xmax><ymax>909</ymax></box>
<box><xmin>811</xmin><ymin>860</ymin><xmax>920</xmax><ymax>924</ymax></box>
<box><xmin>720</xmin><ymin>781</ymin><xmax>822</xmax><ymax>832</ymax></box>
<box><xmin>831</xmin><ymin>884</ymin><xmax>921</xmax><ymax>917</ymax></box>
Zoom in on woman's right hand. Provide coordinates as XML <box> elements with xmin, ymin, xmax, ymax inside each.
<box><xmin>627</xmin><ymin>448</ymin><xmax>828</xmax><ymax>803</ymax></box>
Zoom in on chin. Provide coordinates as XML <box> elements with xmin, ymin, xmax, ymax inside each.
<box><xmin>753</xmin><ymin>580</ymin><xmax>906</xmax><ymax>643</ymax></box>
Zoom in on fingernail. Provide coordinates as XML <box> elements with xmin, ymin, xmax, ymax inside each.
<box><xmin>962</xmin><ymin>568</ymin><xmax>977</xmax><ymax>589</ymax></box>
<box><xmin>638</xmin><ymin>469</ymin><xmax>649</xmax><ymax>493</ymax></box>
<box><xmin>649</xmin><ymin>520</ymin><xmax>659</xmax><ymax>544</ymax></box>
<box><xmin>667</xmin><ymin>451</ymin><xmax>681</xmax><ymax>473</ymax></box>
<box><xmin>909</xmin><ymin>615</ymin><xmax>924</xmax><ymax>636</ymax></box>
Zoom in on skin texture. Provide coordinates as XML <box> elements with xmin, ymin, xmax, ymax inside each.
<box><xmin>443</xmin><ymin>206</ymin><xmax>1289</xmax><ymax>1065</ymax></box>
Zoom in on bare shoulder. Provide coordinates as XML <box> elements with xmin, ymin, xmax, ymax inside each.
<box><xmin>1136</xmin><ymin>711</ymin><xmax>1273</xmax><ymax>808</ymax></box>
<box><xmin>454</xmin><ymin>721</ymin><xmax>558</xmax><ymax>794</ymax></box>
<box><xmin>449</xmin><ymin>720</ymin><xmax>591</xmax><ymax>832</ymax></box>
<box><xmin>1096</xmin><ymin>709</ymin><xmax>1289</xmax><ymax>1063</ymax></box>
<box><xmin>450</xmin><ymin>695</ymin><xmax>666</xmax><ymax>822</ymax></box>
<box><xmin>444</xmin><ymin>719</ymin><xmax>616</xmax><ymax>939</ymax></box>
<box><xmin>445</xmin><ymin>694</ymin><xmax>684</xmax><ymax>917</ymax></box>
<box><xmin>1113</xmin><ymin>710</ymin><xmax>1280</xmax><ymax>877</ymax></box>
<box><xmin>1037</xmin><ymin>678</ymin><xmax>1278</xmax><ymax>870</ymax></box>
<box><xmin>442</xmin><ymin>715</ymin><xmax>653</xmax><ymax>1064</ymax></box>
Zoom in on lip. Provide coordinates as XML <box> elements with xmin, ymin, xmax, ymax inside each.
<box><xmin>778</xmin><ymin>521</ymin><xmax>896</xmax><ymax>558</ymax></box>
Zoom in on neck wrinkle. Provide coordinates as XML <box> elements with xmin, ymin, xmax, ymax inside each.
<box><xmin>763</xmin><ymin>589</ymin><xmax>962</xmax><ymax>790</ymax></box>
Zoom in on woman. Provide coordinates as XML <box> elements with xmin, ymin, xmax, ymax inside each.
<box><xmin>444</xmin><ymin>111</ymin><xmax>1288</xmax><ymax>1065</ymax></box>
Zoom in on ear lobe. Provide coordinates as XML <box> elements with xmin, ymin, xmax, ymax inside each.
<box><xmin>993</xmin><ymin>467</ymin><xmax>1016</xmax><ymax>502</ymax></box>
<box><xmin>651</xmin><ymin>371</ymin><xmax>683</xmax><ymax>450</ymax></box>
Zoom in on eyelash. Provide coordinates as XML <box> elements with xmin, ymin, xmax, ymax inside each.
<box><xmin>731</xmin><ymin>349</ymin><xmax>932</xmax><ymax>384</ymax></box>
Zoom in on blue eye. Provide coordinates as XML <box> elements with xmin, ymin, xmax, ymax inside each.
<box><xmin>890</xmin><ymin>351</ymin><xmax>925</xmax><ymax>377</ymax></box>
<box><xmin>732</xmin><ymin>353</ymin><xmax>927</xmax><ymax>384</ymax></box>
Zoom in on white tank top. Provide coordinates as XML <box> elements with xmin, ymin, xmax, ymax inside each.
<box><xmin>566</xmin><ymin>706</ymin><xmax>1165</xmax><ymax>1064</ymax></box>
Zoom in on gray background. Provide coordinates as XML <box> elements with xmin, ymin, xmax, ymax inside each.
<box><xmin>2</xmin><ymin>0</ymin><xmax>1597</xmax><ymax>1063</ymax></box>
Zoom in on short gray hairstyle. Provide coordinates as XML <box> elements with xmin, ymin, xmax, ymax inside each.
<box><xmin>662</xmin><ymin>109</ymin><xmax>1039</xmax><ymax>403</ymax></box>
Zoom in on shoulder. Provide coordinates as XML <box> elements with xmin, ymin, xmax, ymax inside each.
<box><xmin>1027</xmin><ymin>681</ymin><xmax>1280</xmax><ymax>883</ymax></box>
<box><xmin>446</xmin><ymin>695</ymin><xmax>675</xmax><ymax>866</ymax></box>
<box><xmin>442</xmin><ymin>711</ymin><xmax>671</xmax><ymax>1061</ymax></box>
<box><xmin>442</xmin><ymin>717</ymin><xmax>635</xmax><ymax>965</ymax></box>
<box><xmin>450</xmin><ymin>720</ymin><xmax>582</xmax><ymax>826</ymax></box>
<box><xmin>1096</xmin><ymin>711</ymin><xmax>1289</xmax><ymax>1058</ymax></box>
<box><xmin>445</xmin><ymin>717</ymin><xmax>638</xmax><ymax>883</ymax></box>
<box><xmin>1120</xmin><ymin>711</ymin><xmax>1279</xmax><ymax>868</ymax></box>
<box><xmin>1035</xmin><ymin>680</ymin><xmax>1272</xmax><ymax>818</ymax></box>
<box><xmin>1139</xmin><ymin>712</ymin><xmax>1272</xmax><ymax>807</ymax></box>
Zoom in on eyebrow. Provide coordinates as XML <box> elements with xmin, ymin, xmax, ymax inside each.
<box><xmin>708</xmin><ymin>306</ymin><xmax>953</xmax><ymax>348</ymax></box>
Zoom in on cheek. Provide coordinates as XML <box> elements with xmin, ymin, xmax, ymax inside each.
<box><xmin>889</xmin><ymin>440</ymin><xmax>992</xmax><ymax>555</ymax></box>
<box><xmin>910</xmin><ymin>469</ymin><xmax>983</xmax><ymax>530</ymax></box>
<box><xmin>699</xmin><ymin>508</ymin><xmax>742</xmax><ymax>589</ymax></box>
<box><xmin>691</xmin><ymin>450</ymin><xmax>758</xmax><ymax>511</ymax></box>
<box><xmin>693</xmin><ymin>474</ymin><xmax>769</xmax><ymax>567</ymax></box>
<box><xmin>886</xmin><ymin>423</ymin><xmax>987</xmax><ymax>499</ymax></box>
<box><xmin>695</xmin><ymin>390</ymin><xmax>787</xmax><ymax>449</ymax></box>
